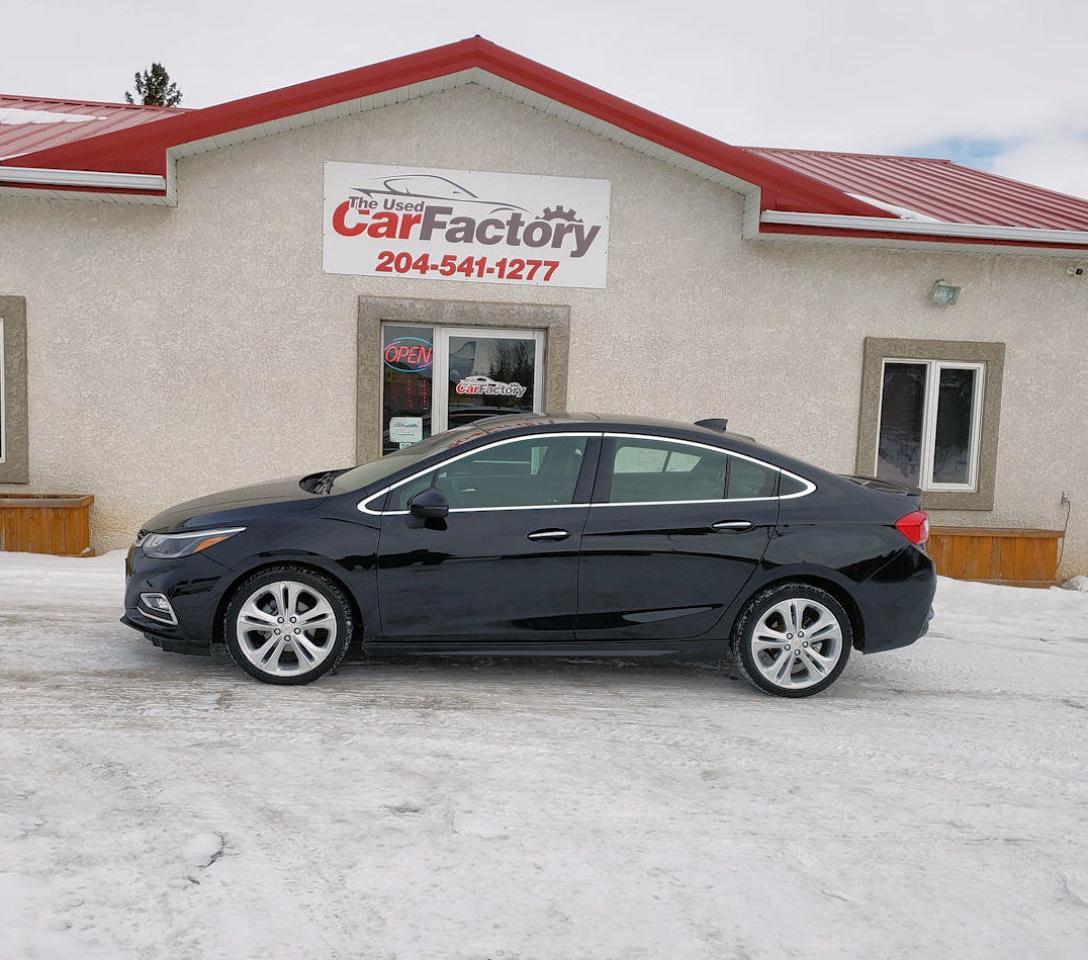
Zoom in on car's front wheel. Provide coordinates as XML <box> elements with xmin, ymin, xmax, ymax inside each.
<box><xmin>731</xmin><ymin>583</ymin><xmax>851</xmax><ymax>697</ymax></box>
<box><xmin>224</xmin><ymin>566</ymin><xmax>353</xmax><ymax>685</ymax></box>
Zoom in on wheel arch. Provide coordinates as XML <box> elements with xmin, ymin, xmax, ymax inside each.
<box><xmin>730</xmin><ymin>570</ymin><xmax>866</xmax><ymax>652</ymax></box>
<box><xmin>212</xmin><ymin>557</ymin><xmax>368</xmax><ymax>651</ymax></box>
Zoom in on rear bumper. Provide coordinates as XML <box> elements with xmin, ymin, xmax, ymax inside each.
<box><xmin>919</xmin><ymin>605</ymin><xmax>935</xmax><ymax>638</ymax></box>
<box><xmin>855</xmin><ymin>546</ymin><xmax>937</xmax><ymax>654</ymax></box>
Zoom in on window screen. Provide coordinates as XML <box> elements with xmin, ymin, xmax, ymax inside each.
<box><xmin>877</xmin><ymin>362</ymin><xmax>926</xmax><ymax>486</ymax></box>
<box><xmin>932</xmin><ymin>367</ymin><xmax>977</xmax><ymax>484</ymax></box>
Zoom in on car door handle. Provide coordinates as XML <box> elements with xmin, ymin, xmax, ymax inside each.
<box><xmin>711</xmin><ymin>520</ymin><xmax>753</xmax><ymax>532</ymax></box>
<box><xmin>527</xmin><ymin>528</ymin><xmax>570</xmax><ymax>541</ymax></box>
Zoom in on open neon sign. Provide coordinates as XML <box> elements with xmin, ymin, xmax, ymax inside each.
<box><xmin>383</xmin><ymin>337</ymin><xmax>433</xmax><ymax>372</ymax></box>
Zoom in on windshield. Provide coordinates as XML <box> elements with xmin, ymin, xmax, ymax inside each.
<box><xmin>329</xmin><ymin>423</ymin><xmax>490</xmax><ymax>495</ymax></box>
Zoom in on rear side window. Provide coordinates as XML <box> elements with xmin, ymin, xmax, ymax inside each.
<box><xmin>601</xmin><ymin>437</ymin><xmax>796</xmax><ymax>504</ymax></box>
<box><xmin>778</xmin><ymin>473</ymin><xmax>809</xmax><ymax>497</ymax></box>
<box><xmin>388</xmin><ymin>435</ymin><xmax>588</xmax><ymax>511</ymax></box>
<box><xmin>726</xmin><ymin>458</ymin><xmax>779</xmax><ymax>499</ymax></box>
<box><xmin>604</xmin><ymin>438</ymin><xmax>729</xmax><ymax>503</ymax></box>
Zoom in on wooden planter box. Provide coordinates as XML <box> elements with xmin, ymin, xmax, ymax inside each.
<box><xmin>0</xmin><ymin>494</ymin><xmax>94</xmax><ymax>556</ymax></box>
<box><xmin>928</xmin><ymin>526</ymin><xmax>1063</xmax><ymax>588</ymax></box>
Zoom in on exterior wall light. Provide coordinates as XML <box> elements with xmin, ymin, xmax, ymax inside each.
<box><xmin>932</xmin><ymin>280</ymin><xmax>961</xmax><ymax>306</ymax></box>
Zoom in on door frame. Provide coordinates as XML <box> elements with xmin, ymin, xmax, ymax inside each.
<box><xmin>357</xmin><ymin>296</ymin><xmax>571</xmax><ymax>462</ymax></box>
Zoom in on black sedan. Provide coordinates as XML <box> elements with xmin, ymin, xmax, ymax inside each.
<box><xmin>122</xmin><ymin>414</ymin><xmax>936</xmax><ymax>697</ymax></box>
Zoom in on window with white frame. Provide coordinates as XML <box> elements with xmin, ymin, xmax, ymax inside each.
<box><xmin>876</xmin><ymin>358</ymin><xmax>985</xmax><ymax>491</ymax></box>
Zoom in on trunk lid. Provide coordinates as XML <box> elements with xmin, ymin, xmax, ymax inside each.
<box><xmin>840</xmin><ymin>474</ymin><xmax>923</xmax><ymax>510</ymax></box>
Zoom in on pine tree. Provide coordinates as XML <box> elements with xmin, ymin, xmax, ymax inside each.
<box><xmin>124</xmin><ymin>63</ymin><xmax>182</xmax><ymax>107</ymax></box>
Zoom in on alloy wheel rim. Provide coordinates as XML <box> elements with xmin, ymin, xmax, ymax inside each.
<box><xmin>236</xmin><ymin>580</ymin><xmax>338</xmax><ymax>677</ymax></box>
<box><xmin>751</xmin><ymin>597</ymin><xmax>843</xmax><ymax>690</ymax></box>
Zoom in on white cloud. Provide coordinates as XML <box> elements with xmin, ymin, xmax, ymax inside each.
<box><xmin>989</xmin><ymin>133</ymin><xmax>1088</xmax><ymax>201</ymax></box>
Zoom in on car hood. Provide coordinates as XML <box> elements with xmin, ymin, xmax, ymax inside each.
<box><xmin>142</xmin><ymin>475</ymin><xmax>317</xmax><ymax>533</ymax></box>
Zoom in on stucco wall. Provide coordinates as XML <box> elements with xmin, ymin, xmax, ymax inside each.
<box><xmin>0</xmin><ymin>84</ymin><xmax>1084</xmax><ymax>574</ymax></box>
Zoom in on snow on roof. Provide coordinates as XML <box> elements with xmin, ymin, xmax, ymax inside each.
<box><xmin>0</xmin><ymin>94</ymin><xmax>182</xmax><ymax>161</ymax></box>
<box><xmin>0</xmin><ymin>107</ymin><xmax>104</xmax><ymax>124</ymax></box>
<box><xmin>845</xmin><ymin>192</ymin><xmax>942</xmax><ymax>224</ymax></box>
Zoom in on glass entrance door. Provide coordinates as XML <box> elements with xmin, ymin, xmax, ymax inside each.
<box><xmin>437</xmin><ymin>328</ymin><xmax>543</xmax><ymax>433</ymax></box>
<box><xmin>381</xmin><ymin>324</ymin><xmax>544</xmax><ymax>454</ymax></box>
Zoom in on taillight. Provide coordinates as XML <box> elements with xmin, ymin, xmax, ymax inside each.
<box><xmin>895</xmin><ymin>510</ymin><xmax>929</xmax><ymax>546</ymax></box>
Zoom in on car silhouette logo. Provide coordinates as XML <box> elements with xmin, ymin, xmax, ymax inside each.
<box><xmin>353</xmin><ymin>175</ymin><xmax>533</xmax><ymax>215</ymax></box>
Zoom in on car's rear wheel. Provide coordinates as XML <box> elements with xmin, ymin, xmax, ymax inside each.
<box><xmin>731</xmin><ymin>583</ymin><xmax>851</xmax><ymax>698</ymax></box>
<box><xmin>224</xmin><ymin>566</ymin><xmax>353</xmax><ymax>685</ymax></box>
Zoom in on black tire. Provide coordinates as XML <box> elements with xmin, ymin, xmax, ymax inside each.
<box><xmin>224</xmin><ymin>565</ymin><xmax>354</xmax><ymax>686</ymax></box>
<box><xmin>730</xmin><ymin>582</ymin><xmax>852</xmax><ymax>698</ymax></box>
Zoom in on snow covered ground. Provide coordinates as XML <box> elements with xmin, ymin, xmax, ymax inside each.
<box><xmin>1</xmin><ymin>551</ymin><xmax>1086</xmax><ymax>960</ymax></box>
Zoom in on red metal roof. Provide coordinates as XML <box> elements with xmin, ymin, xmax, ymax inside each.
<box><xmin>0</xmin><ymin>94</ymin><xmax>183</xmax><ymax>161</ymax></box>
<box><xmin>0</xmin><ymin>38</ymin><xmax>889</xmax><ymax>219</ymax></box>
<box><xmin>744</xmin><ymin>147</ymin><xmax>1088</xmax><ymax>231</ymax></box>
<box><xmin>2</xmin><ymin>39</ymin><xmax>1087</xmax><ymax>249</ymax></box>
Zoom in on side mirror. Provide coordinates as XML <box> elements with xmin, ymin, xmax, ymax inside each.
<box><xmin>408</xmin><ymin>488</ymin><xmax>449</xmax><ymax>520</ymax></box>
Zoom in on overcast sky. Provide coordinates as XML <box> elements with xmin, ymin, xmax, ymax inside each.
<box><xmin>5</xmin><ymin>0</ymin><xmax>1088</xmax><ymax>198</ymax></box>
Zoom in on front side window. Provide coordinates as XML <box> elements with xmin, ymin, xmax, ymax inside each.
<box><xmin>603</xmin><ymin>438</ymin><xmax>780</xmax><ymax>504</ymax></box>
<box><xmin>877</xmin><ymin>359</ymin><xmax>984</xmax><ymax>491</ymax></box>
<box><xmin>388</xmin><ymin>435</ymin><xmax>588</xmax><ymax>511</ymax></box>
<box><xmin>332</xmin><ymin>421</ymin><xmax>491</xmax><ymax>495</ymax></box>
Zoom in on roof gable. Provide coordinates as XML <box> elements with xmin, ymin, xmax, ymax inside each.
<box><xmin>0</xmin><ymin>37</ymin><xmax>889</xmax><ymax>219</ymax></box>
<box><xmin>3</xmin><ymin>38</ymin><xmax>1088</xmax><ymax>252</ymax></box>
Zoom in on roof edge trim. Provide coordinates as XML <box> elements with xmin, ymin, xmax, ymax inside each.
<box><xmin>0</xmin><ymin>165</ymin><xmax>166</xmax><ymax>191</ymax></box>
<box><xmin>761</xmin><ymin>210</ymin><xmax>1088</xmax><ymax>247</ymax></box>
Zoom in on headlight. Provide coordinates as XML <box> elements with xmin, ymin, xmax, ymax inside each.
<box><xmin>142</xmin><ymin>527</ymin><xmax>245</xmax><ymax>559</ymax></box>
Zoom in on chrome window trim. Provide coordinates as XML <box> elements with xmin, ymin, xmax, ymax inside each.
<box><xmin>356</xmin><ymin>430</ymin><xmax>816</xmax><ymax>516</ymax></box>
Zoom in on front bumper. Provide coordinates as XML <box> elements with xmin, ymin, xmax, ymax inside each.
<box><xmin>120</xmin><ymin>616</ymin><xmax>213</xmax><ymax>656</ymax></box>
<box><xmin>122</xmin><ymin>545</ymin><xmax>235</xmax><ymax>654</ymax></box>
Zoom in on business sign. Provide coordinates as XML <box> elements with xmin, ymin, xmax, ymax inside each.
<box><xmin>383</xmin><ymin>336</ymin><xmax>433</xmax><ymax>372</ymax></box>
<box><xmin>323</xmin><ymin>162</ymin><xmax>610</xmax><ymax>288</ymax></box>
<box><xmin>388</xmin><ymin>416</ymin><xmax>424</xmax><ymax>444</ymax></box>
<box><xmin>455</xmin><ymin>376</ymin><xmax>527</xmax><ymax>398</ymax></box>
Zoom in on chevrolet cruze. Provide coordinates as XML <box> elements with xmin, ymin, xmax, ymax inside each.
<box><xmin>123</xmin><ymin>413</ymin><xmax>936</xmax><ymax>697</ymax></box>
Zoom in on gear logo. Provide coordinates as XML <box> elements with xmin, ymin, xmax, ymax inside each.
<box><xmin>542</xmin><ymin>205</ymin><xmax>582</xmax><ymax>222</ymax></box>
